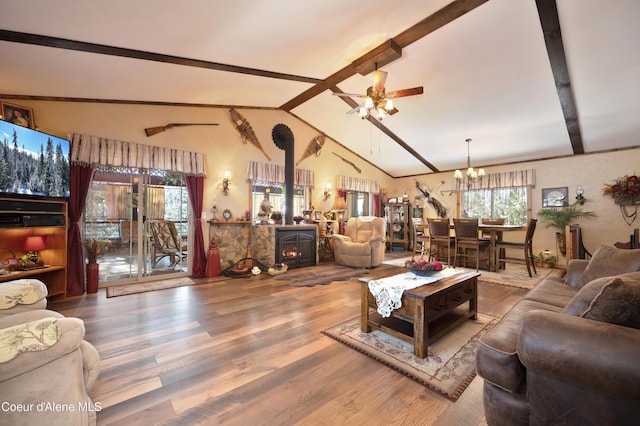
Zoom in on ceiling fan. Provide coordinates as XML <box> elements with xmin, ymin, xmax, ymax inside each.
<box><xmin>333</xmin><ymin>69</ymin><xmax>423</xmax><ymax>120</ymax></box>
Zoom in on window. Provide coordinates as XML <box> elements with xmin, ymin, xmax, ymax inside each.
<box><xmin>345</xmin><ymin>191</ymin><xmax>370</xmax><ymax>218</ymax></box>
<box><xmin>461</xmin><ymin>186</ymin><xmax>528</xmax><ymax>225</ymax></box>
<box><xmin>250</xmin><ymin>184</ymin><xmax>308</xmax><ymax>219</ymax></box>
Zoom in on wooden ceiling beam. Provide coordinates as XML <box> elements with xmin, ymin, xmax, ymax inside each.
<box><xmin>535</xmin><ymin>0</ymin><xmax>584</xmax><ymax>154</ymax></box>
<box><xmin>0</xmin><ymin>29</ymin><xmax>322</xmax><ymax>84</ymax></box>
<box><xmin>280</xmin><ymin>0</ymin><xmax>489</xmax><ymax>111</ymax></box>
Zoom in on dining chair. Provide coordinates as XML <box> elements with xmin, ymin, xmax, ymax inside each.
<box><xmin>411</xmin><ymin>217</ymin><xmax>430</xmax><ymax>260</ymax></box>
<box><xmin>496</xmin><ymin>218</ymin><xmax>538</xmax><ymax>277</ymax></box>
<box><xmin>453</xmin><ymin>218</ymin><xmax>490</xmax><ymax>271</ymax></box>
<box><xmin>427</xmin><ymin>218</ymin><xmax>453</xmax><ymax>265</ymax></box>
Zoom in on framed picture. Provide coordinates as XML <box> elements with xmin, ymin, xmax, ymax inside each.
<box><xmin>314</xmin><ymin>211</ymin><xmax>323</xmax><ymax>220</ymax></box>
<box><xmin>542</xmin><ymin>187</ymin><xmax>568</xmax><ymax>207</ymax></box>
<box><xmin>1</xmin><ymin>102</ymin><xmax>35</xmax><ymax>129</ymax></box>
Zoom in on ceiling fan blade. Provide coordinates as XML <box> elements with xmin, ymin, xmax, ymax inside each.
<box><xmin>385</xmin><ymin>86</ymin><xmax>424</xmax><ymax>98</ymax></box>
<box><xmin>333</xmin><ymin>92</ymin><xmax>367</xmax><ymax>98</ymax></box>
<box><xmin>372</xmin><ymin>70</ymin><xmax>388</xmax><ymax>92</ymax></box>
<box><xmin>346</xmin><ymin>104</ymin><xmax>363</xmax><ymax>114</ymax></box>
<box><xmin>388</xmin><ymin>107</ymin><xmax>399</xmax><ymax>115</ymax></box>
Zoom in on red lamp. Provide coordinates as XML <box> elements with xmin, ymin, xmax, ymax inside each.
<box><xmin>24</xmin><ymin>235</ymin><xmax>46</xmax><ymax>261</ymax></box>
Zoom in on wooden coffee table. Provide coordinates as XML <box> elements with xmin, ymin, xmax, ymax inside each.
<box><xmin>361</xmin><ymin>270</ymin><xmax>479</xmax><ymax>358</ymax></box>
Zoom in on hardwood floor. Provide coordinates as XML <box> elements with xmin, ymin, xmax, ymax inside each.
<box><xmin>50</xmin><ymin>260</ymin><xmax>526</xmax><ymax>425</ymax></box>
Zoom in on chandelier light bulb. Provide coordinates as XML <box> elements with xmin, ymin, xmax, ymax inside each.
<box><xmin>384</xmin><ymin>99</ymin><xmax>393</xmax><ymax>111</ymax></box>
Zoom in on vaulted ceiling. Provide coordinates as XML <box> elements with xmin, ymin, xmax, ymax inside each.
<box><xmin>0</xmin><ymin>0</ymin><xmax>638</xmax><ymax>177</ymax></box>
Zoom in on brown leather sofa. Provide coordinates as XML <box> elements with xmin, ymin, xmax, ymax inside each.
<box><xmin>476</xmin><ymin>245</ymin><xmax>640</xmax><ymax>426</ymax></box>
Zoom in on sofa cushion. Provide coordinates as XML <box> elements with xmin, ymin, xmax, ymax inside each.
<box><xmin>476</xmin><ymin>299</ymin><xmax>564</xmax><ymax>393</ymax></box>
<box><xmin>563</xmin><ymin>272</ymin><xmax>640</xmax><ymax>328</ymax></box>
<box><xmin>576</xmin><ymin>245</ymin><xmax>640</xmax><ymax>288</ymax></box>
<box><xmin>523</xmin><ymin>276</ymin><xmax>579</xmax><ymax>308</ymax></box>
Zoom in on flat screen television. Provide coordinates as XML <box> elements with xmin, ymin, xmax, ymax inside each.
<box><xmin>0</xmin><ymin>119</ymin><xmax>70</xmax><ymax>198</ymax></box>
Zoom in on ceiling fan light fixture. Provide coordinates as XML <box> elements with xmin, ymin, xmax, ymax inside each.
<box><xmin>359</xmin><ymin>107</ymin><xmax>368</xmax><ymax>119</ymax></box>
<box><xmin>364</xmin><ymin>97</ymin><xmax>374</xmax><ymax>109</ymax></box>
<box><xmin>384</xmin><ymin>99</ymin><xmax>393</xmax><ymax>111</ymax></box>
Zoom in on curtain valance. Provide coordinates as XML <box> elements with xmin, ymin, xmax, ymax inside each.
<box><xmin>68</xmin><ymin>133</ymin><xmax>206</xmax><ymax>176</ymax></box>
<box><xmin>246</xmin><ymin>161</ymin><xmax>314</xmax><ymax>188</ymax></box>
<box><xmin>455</xmin><ymin>169</ymin><xmax>536</xmax><ymax>191</ymax></box>
<box><xmin>337</xmin><ymin>175</ymin><xmax>380</xmax><ymax>194</ymax></box>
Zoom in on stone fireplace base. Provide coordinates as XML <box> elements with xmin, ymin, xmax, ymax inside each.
<box><xmin>208</xmin><ymin>221</ymin><xmax>317</xmax><ymax>270</ymax></box>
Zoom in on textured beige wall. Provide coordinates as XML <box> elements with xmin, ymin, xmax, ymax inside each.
<box><xmin>395</xmin><ymin>148</ymin><xmax>640</xmax><ymax>265</ymax></box>
<box><xmin>0</xmin><ymin>99</ymin><xmax>395</xmax><ymax>239</ymax></box>
<box><xmin>3</xmin><ymin>98</ymin><xmax>638</xmax><ymax>265</ymax></box>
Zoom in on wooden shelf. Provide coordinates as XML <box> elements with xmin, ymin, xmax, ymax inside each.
<box><xmin>0</xmin><ymin>196</ymin><xmax>68</xmax><ymax>300</ymax></box>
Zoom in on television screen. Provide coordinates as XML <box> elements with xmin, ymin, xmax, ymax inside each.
<box><xmin>0</xmin><ymin>119</ymin><xmax>70</xmax><ymax>198</ymax></box>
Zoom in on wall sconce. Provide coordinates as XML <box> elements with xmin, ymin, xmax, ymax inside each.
<box><xmin>323</xmin><ymin>183</ymin><xmax>332</xmax><ymax>201</ymax></box>
<box><xmin>24</xmin><ymin>235</ymin><xmax>46</xmax><ymax>263</ymax></box>
<box><xmin>222</xmin><ymin>171</ymin><xmax>231</xmax><ymax>195</ymax></box>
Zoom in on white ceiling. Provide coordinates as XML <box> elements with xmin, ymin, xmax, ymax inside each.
<box><xmin>0</xmin><ymin>0</ymin><xmax>638</xmax><ymax>177</ymax></box>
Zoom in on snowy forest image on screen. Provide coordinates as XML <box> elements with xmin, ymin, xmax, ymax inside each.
<box><xmin>0</xmin><ymin>120</ymin><xmax>70</xmax><ymax>197</ymax></box>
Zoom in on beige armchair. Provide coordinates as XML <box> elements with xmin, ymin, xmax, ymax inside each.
<box><xmin>332</xmin><ymin>216</ymin><xmax>386</xmax><ymax>268</ymax></box>
<box><xmin>0</xmin><ymin>309</ymin><xmax>100</xmax><ymax>426</ymax></box>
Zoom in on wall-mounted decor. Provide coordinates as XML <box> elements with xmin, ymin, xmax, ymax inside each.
<box><xmin>297</xmin><ymin>134</ymin><xmax>325</xmax><ymax>165</ymax></box>
<box><xmin>542</xmin><ymin>187</ymin><xmax>568</xmax><ymax>207</ymax></box>
<box><xmin>229</xmin><ymin>108</ymin><xmax>271</xmax><ymax>161</ymax></box>
<box><xmin>603</xmin><ymin>174</ymin><xmax>640</xmax><ymax>225</ymax></box>
<box><xmin>415</xmin><ymin>180</ymin><xmax>448</xmax><ymax>218</ymax></box>
<box><xmin>1</xmin><ymin>102</ymin><xmax>34</xmax><ymax>129</ymax></box>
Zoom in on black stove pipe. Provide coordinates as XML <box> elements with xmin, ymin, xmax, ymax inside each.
<box><xmin>272</xmin><ymin>124</ymin><xmax>295</xmax><ymax>225</ymax></box>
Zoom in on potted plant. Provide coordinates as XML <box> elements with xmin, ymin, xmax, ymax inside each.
<box><xmin>536</xmin><ymin>251</ymin><xmax>558</xmax><ymax>268</ymax></box>
<box><xmin>270</xmin><ymin>211</ymin><xmax>282</xmax><ymax>224</ymax></box>
<box><xmin>82</xmin><ymin>238</ymin><xmax>111</xmax><ymax>293</ymax></box>
<box><xmin>537</xmin><ymin>201</ymin><xmax>596</xmax><ymax>256</ymax></box>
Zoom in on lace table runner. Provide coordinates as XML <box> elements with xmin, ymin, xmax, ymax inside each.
<box><xmin>368</xmin><ymin>268</ymin><xmax>459</xmax><ymax>317</ymax></box>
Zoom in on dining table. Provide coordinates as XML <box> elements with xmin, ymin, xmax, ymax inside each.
<box><xmin>477</xmin><ymin>224</ymin><xmax>526</xmax><ymax>272</ymax></box>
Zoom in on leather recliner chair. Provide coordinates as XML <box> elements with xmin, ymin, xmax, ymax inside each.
<box><xmin>331</xmin><ymin>216</ymin><xmax>386</xmax><ymax>268</ymax></box>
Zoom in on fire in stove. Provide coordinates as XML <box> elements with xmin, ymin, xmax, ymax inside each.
<box><xmin>282</xmin><ymin>246</ymin><xmax>302</xmax><ymax>259</ymax></box>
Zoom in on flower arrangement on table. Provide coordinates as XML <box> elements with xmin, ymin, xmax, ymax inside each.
<box><xmin>603</xmin><ymin>174</ymin><xmax>640</xmax><ymax>205</ymax></box>
<box><xmin>244</xmin><ymin>210</ymin><xmax>252</xmax><ymax>221</ymax></box>
<box><xmin>82</xmin><ymin>238</ymin><xmax>111</xmax><ymax>262</ymax></box>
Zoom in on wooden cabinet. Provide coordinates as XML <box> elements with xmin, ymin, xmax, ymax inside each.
<box><xmin>385</xmin><ymin>202</ymin><xmax>409</xmax><ymax>251</ymax></box>
<box><xmin>0</xmin><ymin>196</ymin><xmax>68</xmax><ymax>299</ymax></box>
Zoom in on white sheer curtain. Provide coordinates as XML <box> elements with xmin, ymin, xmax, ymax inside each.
<box><xmin>69</xmin><ymin>133</ymin><xmax>206</xmax><ymax>176</ymax></box>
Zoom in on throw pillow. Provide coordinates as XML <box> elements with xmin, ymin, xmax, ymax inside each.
<box><xmin>563</xmin><ymin>272</ymin><xmax>640</xmax><ymax>329</ymax></box>
<box><xmin>575</xmin><ymin>244</ymin><xmax>640</xmax><ymax>288</ymax></box>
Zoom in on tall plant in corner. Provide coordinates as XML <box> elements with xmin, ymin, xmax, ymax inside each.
<box><xmin>537</xmin><ymin>201</ymin><xmax>596</xmax><ymax>256</ymax></box>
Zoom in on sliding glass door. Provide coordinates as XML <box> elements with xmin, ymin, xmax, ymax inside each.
<box><xmin>83</xmin><ymin>166</ymin><xmax>189</xmax><ymax>284</ymax></box>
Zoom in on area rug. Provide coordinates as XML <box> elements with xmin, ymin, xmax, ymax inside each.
<box><xmin>382</xmin><ymin>256</ymin><xmax>560</xmax><ymax>289</ymax></box>
<box><xmin>322</xmin><ymin>313</ymin><xmax>498</xmax><ymax>401</ymax></box>
<box><xmin>276</xmin><ymin>263</ymin><xmax>397</xmax><ymax>287</ymax></box>
<box><xmin>106</xmin><ymin>277</ymin><xmax>202</xmax><ymax>298</ymax></box>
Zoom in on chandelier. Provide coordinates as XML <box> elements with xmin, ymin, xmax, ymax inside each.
<box><xmin>454</xmin><ymin>138</ymin><xmax>485</xmax><ymax>190</ymax></box>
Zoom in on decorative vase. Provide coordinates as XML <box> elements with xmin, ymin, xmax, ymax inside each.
<box><xmin>86</xmin><ymin>259</ymin><xmax>99</xmax><ymax>294</ymax></box>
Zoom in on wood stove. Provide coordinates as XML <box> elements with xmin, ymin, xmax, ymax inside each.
<box><xmin>275</xmin><ymin>227</ymin><xmax>316</xmax><ymax>269</ymax></box>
